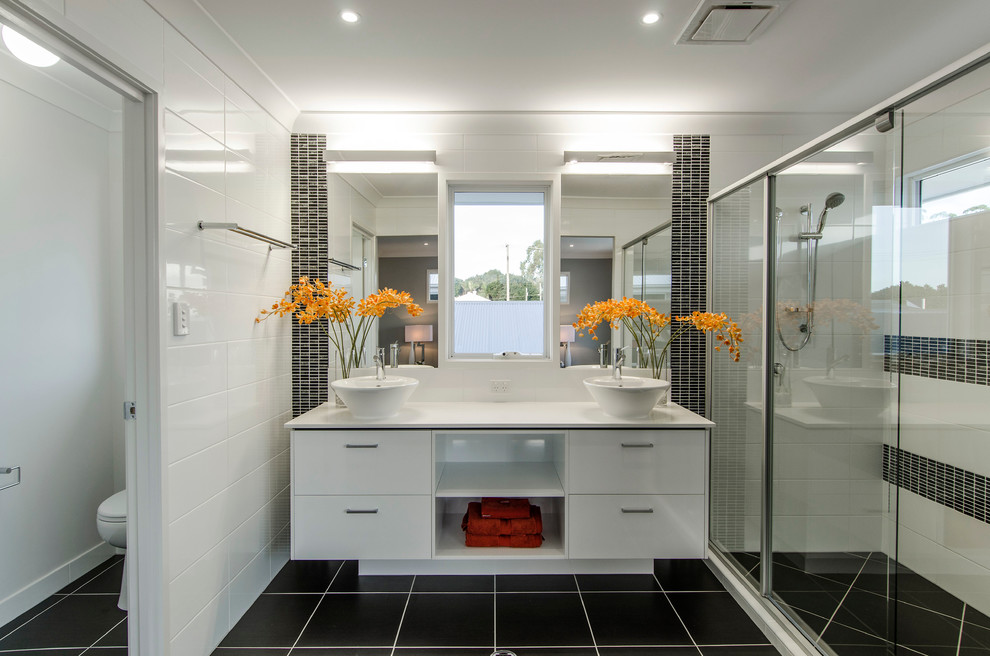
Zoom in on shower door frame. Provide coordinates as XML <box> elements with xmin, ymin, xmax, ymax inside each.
<box><xmin>705</xmin><ymin>41</ymin><xmax>990</xmax><ymax>655</ymax></box>
<box><xmin>0</xmin><ymin>2</ymin><xmax>166</xmax><ymax>654</ymax></box>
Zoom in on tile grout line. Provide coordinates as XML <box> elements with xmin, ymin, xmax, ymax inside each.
<box><xmin>388</xmin><ymin>575</ymin><xmax>416</xmax><ymax>656</ymax></box>
<box><xmin>573</xmin><ymin>573</ymin><xmax>601</xmax><ymax>656</ymax></box>
<box><xmin>653</xmin><ymin>572</ymin><xmax>703</xmax><ymax>655</ymax></box>
<box><xmin>0</xmin><ymin>556</ymin><xmax>122</xmax><ymax>642</ymax></box>
<box><xmin>956</xmin><ymin>603</ymin><xmax>967</xmax><ymax>656</ymax></box>
<box><xmin>286</xmin><ymin>560</ymin><xmax>344</xmax><ymax>655</ymax></box>
<box><xmin>816</xmin><ymin>555</ymin><xmax>870</xmax><ymax>644</ymax></box>
<box><xmin>78</xmin><ymin>615</ymin><xmax>127</xmax><ymax>655</ymax></box>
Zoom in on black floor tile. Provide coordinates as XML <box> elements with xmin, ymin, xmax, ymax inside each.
<box><xmin>328</xmin><ymin>561</ymin><xmax>414</xmax><ymax>593</ymax></box>
<box><xmin>498</xmin><ymin>649</ymin><xmax>598</xmax><ymax>656</ymax></box>
<box><xmin>219</xmin><ymin>594</ymin><xmax>321</xmax><ymax>648</ymax></box>
<box><xmin>893</xmin><ymin>597</ymin><xmax>963</xmax><ymax>650</ymax></box>
<box><xmin>576</xmin><ymin>574</ymin><xmax>661</xmax><ymax>592</ymax></box>
<box><xmin>211</xmin><ymin>649</ymin><xmax>289</xmax><ymax>656</ymax></box>
<box><xmin>0</xmin><ymin>594</ymin><xmax>125</xmax><ymax>650</ymax></box>
<box><xmin>95</xmin><ymin>617</ymin><xmax>127</xmax><ymax>647</ymax></box>
<box><xmin>819</xmin><ymin>620</ymin><xmax>889</xmax><ymax>650</ymax></box>
<box><xmin>965</xmin><ymin>605</ymin><xmax>990</xmax><ymax>632</ymax></box>
<box><xmin>667</xmin><ymin>591</ymin><xmax>768</xmax><ymax>646</ymax></box>
<box><xmin>296</xmin><ymin>593</ymin><xmax>409</xmax><ymax>648</ymax></box>
<box><xmin>496</xmin><ymin>592</ymin><xmax>593</xmax><ymax>647</ymax></box>
<box><xmin>780</xmin><ymin>604</ymin><xmax>830</xmax><ymax>640</ymax></box>
<box><xmin>770</xmin><ymin>561</ymin><xmax>851</xmax><ymax>594</ymax></box>
<box><xmin>582</xmin><ymin>592</ymin><xmax>693</xmax><ymax>646</ymax></box>
<box><xmin>392</xmin><ymin>650</ymin><xmax>491</xmax><ymax>656</ymax></box>
<box><xmin>265</xmin><ymin>560</ymin><xmax>344</xmax><ymax>593</ymax></box>
<box><xmin>0</xmin><ymin>650</ymin><xmax>84</xmax><ymax>656</ymax></box>
<box><xmin>496</xmin><ymin>574</ymin><xmax>577</xmax><ymax>592</ymax></box>
<box><xmin>76</xmin><ymin>559</ymin><xmax>125</xmax><ymax>594</ymax></box>
<box><xmin>395</xmin><ymin>593</ymin><xmax>493</xmax><ymax>647</ymax></box>
<box><xmin>961</xmin><ymin>618</ymin><xmax>990</xmax><ymax>651</ymax></box>
<box><xmin>290</xmin><ymin>648</ymin><xmax>391</xmax><ymax>655</ymax></box>
<box><xmin>654</xmin><ymin>560</ymin><xmax>726</xmax><ymax>592</ymax></box>
<box><xmin>895</xmin><ymin>571</ymin><xmax>965</xmax><ymax>619</ymax></box>
<box><xmin>830</xmin><ymin>589</ymin><xmax>896</xmax><ymax>638</ymax></box>
<box><xmin>0</xmin><ymin>595</ymin><xmax>61</xmax><ymax>638</ymax></box>
<box><xmin>413</xmin><ymin>575</ymin><xmax>493</xmax><ymax>592</ymax></box>
<box><xmin>598</xmin><ymin>649</ymin><xmax>700</xmax><ymax>655</ymax></box>
<box><xmin>86</xmin><ymin>649</ymin><xmax>129</xmax><ymax>655</ymax></box>
<box><xmin>701</xmin><ymin>647</ymin><xmax>780</xmax><ymax>655</ymax></box>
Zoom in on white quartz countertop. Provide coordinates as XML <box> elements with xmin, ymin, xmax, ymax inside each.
<box><xmin>286</xmin><ymin>401</ymin><xmax>714</xmax><ymax>429</ymax></box>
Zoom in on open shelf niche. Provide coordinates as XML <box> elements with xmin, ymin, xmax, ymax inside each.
<box><xmin>433</xmin><ymin>431</ymin><xmax>567</xmax><ymax>559</ymax></box>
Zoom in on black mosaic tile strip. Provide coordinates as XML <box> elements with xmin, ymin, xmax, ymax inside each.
<box><xmin>671</xmin><ymin>135</ymin><xmax>710</xmax><ymax>415</ymax></box>
<box><xmin>883</xmin><ymin>444</ymin><xmax>989</xmax><ymax>524</ymax></box>
<box><xmin>290</xmin><ymin>134</ymin><xmax>330</xmax><ymax>417</ymax></box>
<box><xmin>884</xmin><ymin>334</ymin><xmax>990</xmax><ymax>385</ymax></box>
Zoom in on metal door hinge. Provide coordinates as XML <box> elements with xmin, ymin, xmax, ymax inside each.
<box><xmin>124</xmin><ymin>402</ymin><xmax>136</xmax><ymax>420</ymax></box>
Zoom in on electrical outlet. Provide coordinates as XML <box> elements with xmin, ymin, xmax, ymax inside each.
<box><xmin>172</xmin><ymin>302</ymin><xmax>190</xmax><ymax>336</ymax></box>
<box><xmin>490</xmin><ymin>380</ymin><xmax>510</xmax><ymax>393</ymax></box>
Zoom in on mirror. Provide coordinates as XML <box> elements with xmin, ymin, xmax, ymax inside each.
<box><xmin>378</xmin><ymin>234</ymin><xmax>439</xmax><ymax>366</ymax></box>
<box><xmin>330</xmin><ymin>171</ymin><xmax>438</xmax><ymax>366</ymax></box>
<box><xmin>561</xmin><ymin>173</ymin><xmax>670</xmax><ymax>366</ymax></box>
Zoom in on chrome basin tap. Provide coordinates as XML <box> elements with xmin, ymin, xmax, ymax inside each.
<box><xmin>598</xmin><ymin>341</ymin><xmax>611</xmax><ymax>368</ymax></box>
<box><xmin>613</xmin><ymin>347</ymin><xmax>626</xmax><ymax>380</ymax></box>
<box><xmin>825</xmin><ymin>348</ymin><xmax>850</xmax><ymax>379</ymax></box>
<box><xmin>373</xmin><ymin>347</ymin><xmax>386</xmax><ymax>381</ymax></box>
<box><xmin>389</xmin><ymin>341</ymin><xmax>399</xmax><ymax>368</ymax></box>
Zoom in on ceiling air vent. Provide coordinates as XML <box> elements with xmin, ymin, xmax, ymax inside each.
<box><xmin>677</xmin><ymin>0</ymin><xmax>790</xmax><ymax>45</ymax></box>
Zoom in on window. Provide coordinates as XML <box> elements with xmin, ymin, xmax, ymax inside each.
<box><xmin>450</xmin><ymin>188</ymin><xmax>549</xmax><ymax>358</ymax></box>
<box><xmin>560</xmin><ymin>272</ymin><xmax>570</xmax><ymax>305</ymax></box>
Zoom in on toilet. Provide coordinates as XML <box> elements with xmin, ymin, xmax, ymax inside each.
<box><xmin>96</xmin><ymin>489</ymin><xmax>128</xmax><ymax>610</ymax></box>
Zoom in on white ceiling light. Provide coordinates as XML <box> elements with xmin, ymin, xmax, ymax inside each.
<box><xmin>1</xmin><ymin>25</ymin><xmax>59</xmax><ymax>67</ymax></box>
<box><xmin>340</xmin><ymin>10</ymin><xmax>360</xmax><ymax>23</ymax></box>
<box><xmin>641</xmin><ymin>12</ymin><xmax>661</xmax><ymax>25</ymax></box>
<box><xmin>324</xmin><ymin>149</ymin><xmax>437</xmax><ymax>174</ymax></box>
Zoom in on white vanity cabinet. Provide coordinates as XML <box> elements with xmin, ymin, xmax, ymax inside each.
<box><xmin>292</xmin><ymin>430</ymin><xmax>433</xmax><ymax>559</ymax></box>
<box><xmin>568</xmin><ymin>430</ymin><xmax>707</xmax><ymax>559</ymax></box>
<box><xmin>287</xmin><ymin>401</ymin><xmax>712</xmax><ymax>573</ymax></box>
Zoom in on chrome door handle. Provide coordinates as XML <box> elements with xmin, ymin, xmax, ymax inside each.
<box><xmin>620</xmin><ymin>507</ymin><xmax>654</xmax><ymax>514</ymax></box>
<box><xmin>345</xmin><ymin>508</ymin><xmax>379</xmax><ymax>514</ymax></box>
<box><xmin>345</xmin><ymin>444</ymin><xmax>379</xmax><ymax>448</ymax></box>
<box><xmin>621</xmin><ymin>442</ymin><xmax>654</xmax><ymax>448</ymax></box>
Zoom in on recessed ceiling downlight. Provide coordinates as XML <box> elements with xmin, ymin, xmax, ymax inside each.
<box><xmin>641</xmin><ymin>12</ymin><xmax>661</xmax><ymax>25</ymax></box>
<box><xmin>340</xmin><ymin>10</ymin><xmax>360</xmax><ymax>23</ymax></box>
<box><xmin>1</xmin><ymin>25</ymin><xmax>59</xmax><ymax>67</ymax></box>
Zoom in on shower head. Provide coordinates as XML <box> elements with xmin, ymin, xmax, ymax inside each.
<box><xmin>816</xmin><ymin>192</ymin><xmax>845</xmax><ymax>232</ymax></box>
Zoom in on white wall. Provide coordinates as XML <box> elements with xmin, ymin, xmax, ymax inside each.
<box><xmin>13</xmin><ymin>2</ymin><xmax>297</xmax><ymax>654</ymax></box>
<box><xmin>0</xmin><ymin>49</ymin><xmax>123</xmax><ymax>627</ymax></box>
<box><xmin>160</xmin><ymin>27</ymin><xmax>291</xmax><ymax>656</ymax></box>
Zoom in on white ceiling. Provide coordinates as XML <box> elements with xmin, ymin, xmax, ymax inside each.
<box><xmin>198</xmin><ymin>0</ymin><xmax>990</xmax><ymax>115</ymax></box>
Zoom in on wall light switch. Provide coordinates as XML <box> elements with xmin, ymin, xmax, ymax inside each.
<box><xmin>173</xmin><ymin>302</ymin><xmax>190</xmax><ymax>336</ymax></box>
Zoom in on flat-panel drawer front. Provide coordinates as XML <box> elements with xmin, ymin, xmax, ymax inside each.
<box><xmin>293</xmin><ymin>430</ymin><xmax>431</xmax><ymax>495</ymax></box>
<box><xmin>569</xmin><ymin>430</ymin><xmax>705</xmax><ymax>494</ymax></box>
<box><xmin>568</xmin><ymin>494</ymin><xmax>705</xmax><ymax>559</ymax></box>
<box><xmin>293</xmin><ymin>495</ymin><xmax>431</xmax><ymax>560</ymax></box>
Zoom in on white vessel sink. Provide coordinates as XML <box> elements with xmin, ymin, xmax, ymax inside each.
<box><xmin>331</xmin><ymin>375</ymin><xmax>419</xmax><ymax>419</ymax></box>
<box><xmin>584</xmin><ymin>375</ymin><xmax>671</xmax><ymax>419</ymax></box>
<box><xmin>804</xmin><ymin>375</ymin><xmax>896</xmax><ymax>411</ymax></box>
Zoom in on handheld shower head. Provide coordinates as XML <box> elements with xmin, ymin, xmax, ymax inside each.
<box><xmin>816</xmin><ymin>192</ymin><xmax>845</xmax><ymax>232</ymax></box>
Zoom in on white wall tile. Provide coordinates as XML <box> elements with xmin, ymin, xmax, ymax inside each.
<box><xmin>169</xmin><ymin>539</ymin><xmax>229</xmax><ymax>638</ymax></box>
<box><xmin>164</xmin><ymin>112</ymin><xmax>226</xmax><ymax>195</ymax></box>
<box><xmin>228</xmin><ymin>502</ymin><xmax>270</xmax><ymax>579</ymax></box>
<box><xmin>229</xmin><ymin>547</ymin><xmax>271</xmax><ymax>628</ymax></box>
<box><xmin>166</xmin><ymin>343</ymin><xmax>227</xmax><ymax>406</ymax></box>
<box><xmin>169</xmin><ymin>442</ymin><xmax>228</xmax><ymax>522</ymax></box>
<box><xmin>166</xmin><ymin>288</ymin><xmax>229</xmax><ymax>347</ymax></box>
<box><xmin>227</xmin><ymin>419</ymin><xmax>273</xmax><ymax>484</ymax></box>
<box><xmin>167</xmin><ymin>392</ymin><xmax>227</xmax><ymax>465</ymax></box>
<box><xmin>168</xmin><ymin>586</ymin><xmax>229</xmax><ymax>656</ymax></box>
<box><xmin>164</xmin><ymin>170</ymin><xmax>226</xmax><ymax>238</ymax></box>
<box><xmin>227</xmin><ymin>379</ymin><xmax>272</xmax><ymax>437</ymax></box>
<box><xmin>64</xmin><ymin>0</ymin><xmax>165</xmax><ymax>86</ymax></box>
<box><xmin>169</xmin><ymin>489</ymin><xmax>230</xmax><ymax>580</ymax></box>
<box><xmin>164</xmin><ymin>44</ymin><xmax>224</xmax><ymax>143</ymax></box>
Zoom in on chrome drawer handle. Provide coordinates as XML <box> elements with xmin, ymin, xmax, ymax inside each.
<box><xmin>620</xmin><ymin>442</ymin><xmax>654</xmax><ymax>448</ymax></box>
<box><xmin>345</xmin><ymin>508</ymin><xmax>380</xmax><ymax>514</ymax></box>
<box><xmin>621</xmin><ymin>507</ymin><xmax>654</xmax><ymax>514</ymax></box>
<box><xmin>345</xmin><ymin>444</ymin><xmax>379</xmax><ymax>448</ymax></box>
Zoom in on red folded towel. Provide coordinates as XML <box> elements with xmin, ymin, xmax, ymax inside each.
<box><xmin>460</xmin><ymin>502</ymin><xmax>543</xmax><ymax>536</ymax></box>
<box><xmin>464</xmin><ymin>533</ymin><xmax>544</xmax><ymax>548</ymax></box>
<box><xmin>481</xmin><ymin>497</ymin><xmax>531</xmax><ymax>519</ymax></box>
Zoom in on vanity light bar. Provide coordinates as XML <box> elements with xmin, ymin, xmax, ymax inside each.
<box><xmin>324</xmin><ymin>150</ymin><xmax>437</xmax><ymax>163</ymax></box>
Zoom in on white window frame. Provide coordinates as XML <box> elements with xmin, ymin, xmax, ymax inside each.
<box><xmin>439</xmin><ymin>173</ymin><xmax>561</xmax><ymax>365</ymax></box>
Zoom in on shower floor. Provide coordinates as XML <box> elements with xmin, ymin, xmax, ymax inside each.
<box><xmin>0</xmin><ymin>555</ymin><xmax>127</xmax><ymax>655</ymax></box>
<box><xmin>729</xmin><ymin>550</ymin><xmax>990</xmax><ymax>655</ymax></box>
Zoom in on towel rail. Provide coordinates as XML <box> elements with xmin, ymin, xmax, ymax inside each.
<box><xmin>197</xmin><ymin>221</ymin><xmax>296</xmax><ymax>250</ymax></box>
